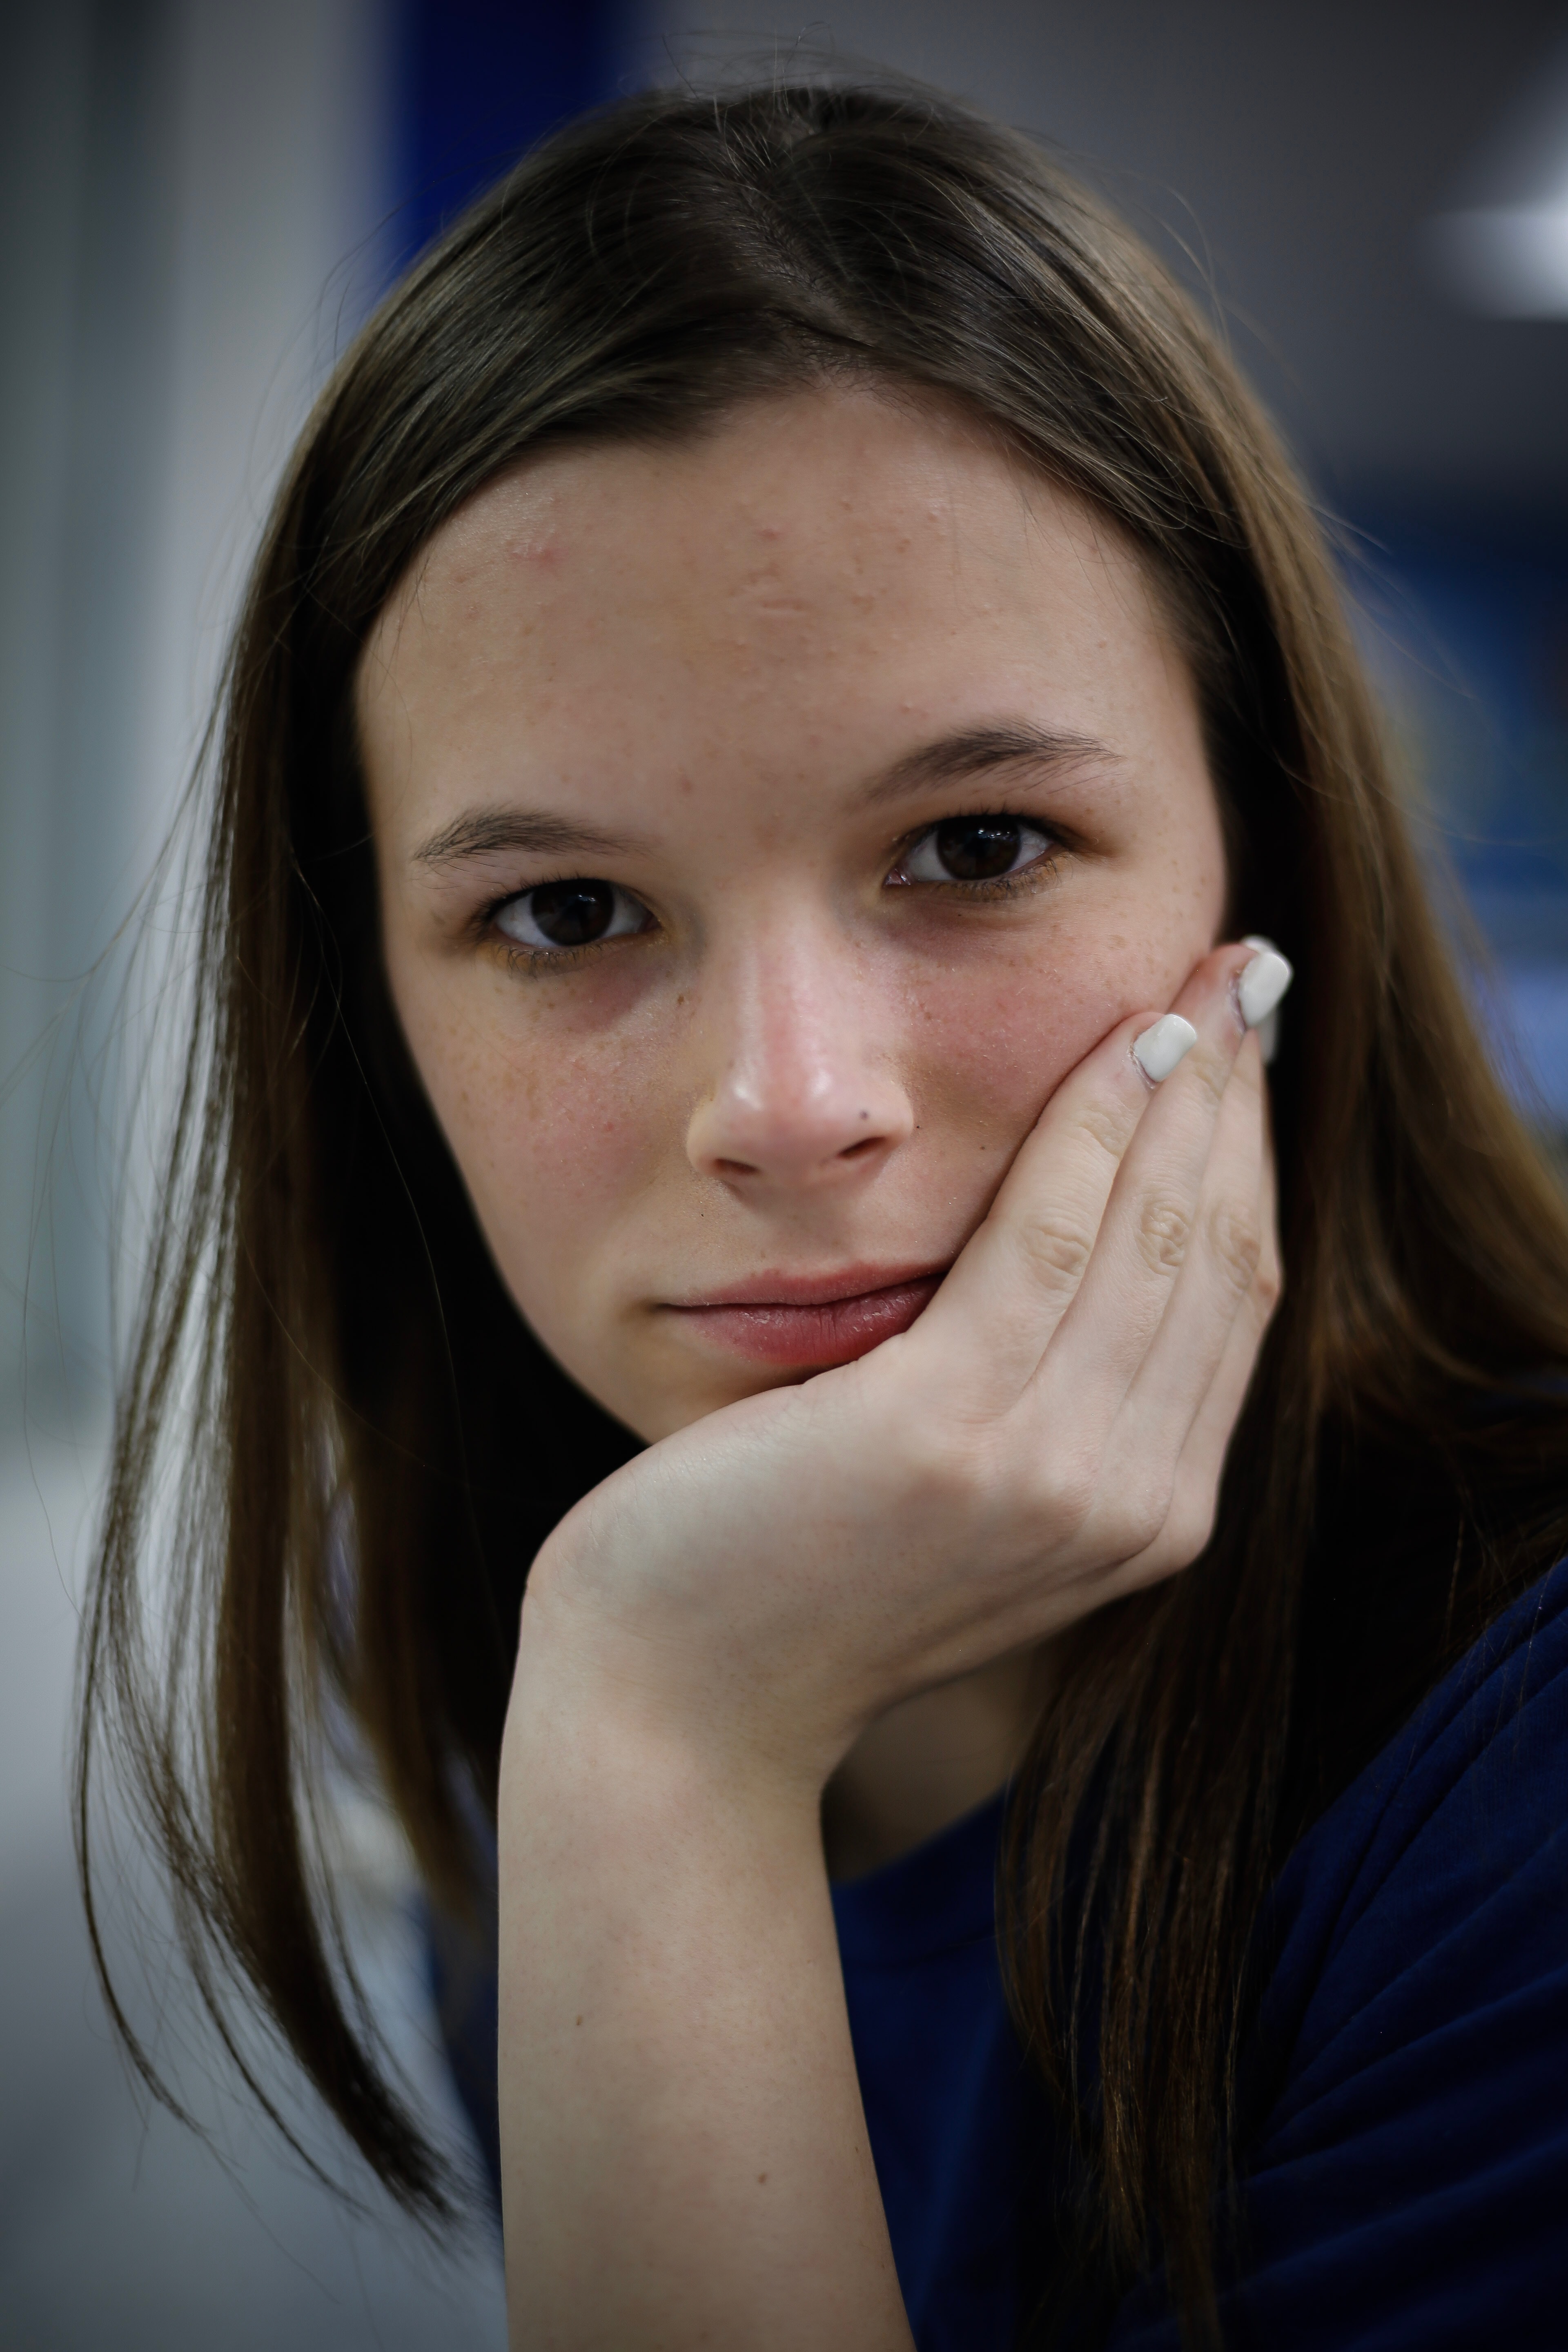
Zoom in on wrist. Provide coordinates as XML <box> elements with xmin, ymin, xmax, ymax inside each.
<box><xmin>504</xmin><ymin>1561</ymin><xmax>830</xmax><ymax>1831</ymax></box>
<box><xmin>497</xmin><ymin>1561</ymin><xmax>906</xmax><ymax>2352</ymax></box>
<box><xmin>498</xmin><ymin>1596</ymin><xmax>831</xmax><ymax>2027</ymax></box>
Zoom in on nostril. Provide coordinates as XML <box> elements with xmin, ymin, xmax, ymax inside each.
<box><xmin>688</xmin><ymin>1076</ymin><xmax>912</xmax><ymax>1186</ymax></box>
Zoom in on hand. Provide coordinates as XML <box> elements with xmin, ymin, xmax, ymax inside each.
<box><xmin>516</xmin><ymin>939</ymin><xmax>1284</xmax><ymax>1797</ymax></box>
<box><xmin>499</xmin><ymin>939</ymin><xmax>1285</xmax><ymax>2350</ymax></box>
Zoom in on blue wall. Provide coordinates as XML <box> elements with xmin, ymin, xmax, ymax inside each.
<box><xmin>391</xmin><ymin>0</ymin><xmax>629</xmax><ymax>267</ymax></box>
<box><xmin>1350</xmin><ymin>512</ymin><xmax>1568</xmax><ymax>1112</ymax></box>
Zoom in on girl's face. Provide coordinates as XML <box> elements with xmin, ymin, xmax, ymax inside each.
<box><xmin>359</xmin><ymin>390</ymin><xmax>1227</xmax><ymax>1442</ymax></box>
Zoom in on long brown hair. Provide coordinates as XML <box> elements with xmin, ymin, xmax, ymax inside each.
<box><xmin>76</xmin><ymin>77</ymin><xmax>1568</xmax><ymax>2338</ymax></box>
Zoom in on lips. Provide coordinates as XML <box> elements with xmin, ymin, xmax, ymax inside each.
<box><xmin>664</xmin><ymin>1263</ymin><xmax>947</xmax><ymax>1368</ymax></box>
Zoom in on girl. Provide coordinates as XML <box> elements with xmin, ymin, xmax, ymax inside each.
<box><xmin>79</xmin><ymin>79</ymin><xmax>1568</xmax><ymax>2350</ymax></box>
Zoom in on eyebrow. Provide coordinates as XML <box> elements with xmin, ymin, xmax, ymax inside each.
<box><xmin>410</xmin><ymin>722</ymin><xmax>1115</xmax><ymax>872</ymax></box>
<box><xmin>855</xmin><ymin>722</ymin><xmax>1116</xmax><ymax>808</ymax></box>
<box><xmin>412</xmin><ymin>808</ymin><xmax>648</xmax><ymax>869</ymax></box>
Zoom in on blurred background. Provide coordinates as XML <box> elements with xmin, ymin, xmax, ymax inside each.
<box><xmin>3</xmin><ymin>2</ymin><xmax>1567</xmax><ymax>2343</ymax></box>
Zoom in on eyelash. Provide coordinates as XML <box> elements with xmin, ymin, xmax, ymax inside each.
<box><xmin>481</xmin><ymin>808</ymin><xmax>1063</xmax><ymax>971</ymax></box>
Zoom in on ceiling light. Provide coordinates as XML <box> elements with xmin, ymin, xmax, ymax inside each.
<box><xmin>1431</xmin><ymin>202</ymin><xmax>1568</xmax><ymax>316</ymax></box>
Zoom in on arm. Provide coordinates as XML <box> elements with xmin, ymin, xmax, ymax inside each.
<box><xmin>498</xmin><ymin>944</ymin><xmax>1283</xmax><ymax>2348</ymax></box>
<box><xmin>500</xmin><ymin>1624</ymin><xmax>909</xmax><ymax>2350</ymax></box>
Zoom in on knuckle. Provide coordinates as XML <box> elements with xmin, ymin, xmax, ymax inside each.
<box><xmin>1078</xmin><ymin>1099</ymin><xmax>1129</xmax><ymax>1163</ymax></box>
<box><xmin>1135</xmin><ymin>1483</ymin><xmax>1178</xmax><ymax>1555</ymax></box>
<box><xmin>1206</xmin><ymin>1198</ymin><xmax>1262</xmax><ymax>1296</ymax></box>
<box><xmin>1016</xmin><ymin>1214</ymin><xmax>1093</xmax><ymax>1291</ymax></box>
<box><xmin>908</xmin><ymin>1406</ymin><xmax>1029</xmax><ymax>1527</ymax></box>
<box><xmin>1164</xmin><ymin>1486</ymin><xmax>1218</xmax><ymax>1567</ymax></box>
<box><xmin>1019</xmin><ymin>1435</ymin><xmax>1098</xmax><ymax>1539</ymax></box>
<box><xmin>907</xmin><ymin>1420</ymin><xmax>990</xmax><ymax>1513</ymax></box>
<box><xmin>1253</xmin><ymin>1247</ymin><xmax>1283</xmax><ymax>1318</ymax></box>
<box><xmin>1111</xmin><ymin>1466</ymin><xmax>1175</xmax><ymax>1558</ymax></box>
<box><xmin>1135</xmin><ymin>1192</ymin><xmax>1192</xmax><ymax>1277</ymax></box>
<box><xmin>1122</xmin><ymin>1483</ymin><xmax>1213</xmax><ymax>1588</ymax></box>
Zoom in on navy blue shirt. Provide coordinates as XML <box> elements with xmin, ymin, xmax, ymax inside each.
<box><xmin>432</xmin><ymin>1559</ymin><xmax>1568</xmax><ymax>2346</ymax></box>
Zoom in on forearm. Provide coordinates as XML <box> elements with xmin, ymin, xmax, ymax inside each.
<box><xmin>497</xmin><ymin>1618</ymin><xmax>913</xmax><ymax>2352</ymax></box>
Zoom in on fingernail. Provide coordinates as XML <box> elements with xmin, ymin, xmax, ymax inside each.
<box><xmin>1241</xmin><ymin>937</ymin><xmax>1287</xmax><ymax>1064</ymax></box>
<box><xmin>1133</xmin><ymin>1012</ymin><xmax>1198</xmax><ymax>1083</ymax></box>
<box><xmin>1238</xmin><ymin>944</ymin><xmax>1292</xmax><ymax>1031</ymax></box>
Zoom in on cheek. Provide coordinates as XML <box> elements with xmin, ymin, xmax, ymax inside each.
<box><xmin>906</xmin><ymin>896</ymin><xmax>1216</xmax><ymax>1149</ymax></box>
<box><xmin>392</xmin><ymin>973</ymin><xmax>666</xmax><ymax>1312</ymax></box>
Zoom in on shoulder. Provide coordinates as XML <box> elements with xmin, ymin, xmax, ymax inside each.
<box><xmin>1262</xmin><ymin>1554</ymin><xmax>1568</xmax><ymax>2072</ymax></box>
<box><xmin>1203</xmin><ymin>1561</ymin><xmax>1568</xmax><ymax>2349</ymax></box>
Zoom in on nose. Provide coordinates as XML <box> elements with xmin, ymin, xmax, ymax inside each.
<box><xmin>684</xmin><ymin>929</ymin><xmax>915</xmax><ymax>1191</ymax></box>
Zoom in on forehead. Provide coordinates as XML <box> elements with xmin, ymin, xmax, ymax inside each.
<box><xmin>356</xmin><ymin>388</ymin><xmax>1194</xmax><ymax>820</ymax></box>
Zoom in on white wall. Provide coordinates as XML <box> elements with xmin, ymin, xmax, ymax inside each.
<box><xmin>0</xmin><ymin>8</ymin><xmax>505</xmax><ymax>2342</ymax></box>
<box><xmin>0</xmin><ymin>0</ymin><xmax>394</xmax><ymax>1434</ymax></box>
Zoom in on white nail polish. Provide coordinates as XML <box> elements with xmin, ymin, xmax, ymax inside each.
<box><xmin>1238</xmin><ymin>945</ymin><xmax>1292</xmax><ymax>1031</ymax></box>
<box><xmin>1133</xmin><ymin>1013</ymin><xmax>1198</xmax><ymax>1083</ymax></box>
<box><xmin>1241</xmin><ymin>939</ymin><xmax>1287</xmax><ymax>1062</ymax></box>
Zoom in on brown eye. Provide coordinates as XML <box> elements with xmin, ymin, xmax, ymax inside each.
<box><xmin>933</xmin><ymin>817</ymin><xmax>1021</xmax><ymax>879</ymax></box>
<box><xmin>900</xmin><ymin>815</ymin><xmax>1052</xmax><ymax>886</ymax></box>
<box><xmin>495</xmin><ymin>879</ymin><xmax>649</xmax><ymax>953</ymax></box>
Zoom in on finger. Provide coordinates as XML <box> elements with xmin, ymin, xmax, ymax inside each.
<box><xmin>1033</xmin><ymin>942</ymin><xmax>1277</xmax><ymax>1420</ymax></box>
<box><xmin>907</xmin><ymin>1002</ymin><xmax>1175</xmax><ymax>1401</ymax></box>
<box><xmin>1118</xmin><ymin>1200</ymin><xmax>1280</xmax><ymax>1597</ymax></box>
<box><xmin>1111</xmin><ymin>1029</ymin><xmax>1270</xmax><ymax>1449</ymax></box>
<box><xmin>1092</xmin><ymin>1071</ymin><xmax>1281</xmax><ymax>1597</ymax></box>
